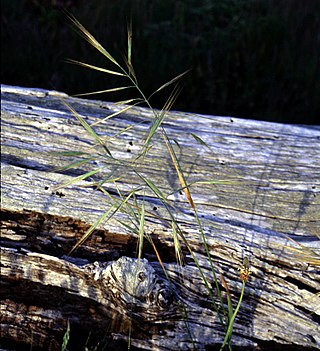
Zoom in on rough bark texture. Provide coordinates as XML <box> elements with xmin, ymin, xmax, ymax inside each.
<box><xmin>1</xmin><ymin>84</ymin><xmax>319</xmax><ymax>351</ymax></box>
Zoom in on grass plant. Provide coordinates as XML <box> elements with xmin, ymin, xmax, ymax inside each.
<box><xmin>57</xmin><ymin>13</ymin><xmax>250</xmax><ymax>350</ymax></box>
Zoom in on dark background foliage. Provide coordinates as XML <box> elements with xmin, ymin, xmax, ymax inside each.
<box><xmin>1</xmin><ymin>0</ymin><xmax>319</xmax><ymax>124</ymax></box>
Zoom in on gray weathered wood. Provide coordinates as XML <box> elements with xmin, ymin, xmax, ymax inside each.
<box><xmin>1</xmin><ymin>84</ymin><xmax>319</xmax><ymax>350</ymax></box>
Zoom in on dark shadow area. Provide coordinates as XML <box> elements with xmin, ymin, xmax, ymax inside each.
<box><xmin>1</xmin><ymin>0</ymin><xmax>319</xmax><ymax>124</ymax></box>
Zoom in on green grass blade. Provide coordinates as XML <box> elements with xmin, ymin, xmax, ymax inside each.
<box><xmin>68</xmin><ymin>205</ymin><xmax>115</xmax><ymax>255</ymax></box>
<box><xmin>172</xmin><ymin>221</ymin><xmax>183</xmax><ymax>267</ymax></box>
<box><xmin>126</xmin><ymin>20</ymin><xmax>137</xmax><ymax>81</ymax></box>
<box><xmin>66</xmin><ymin>59</ymin><xmax>125</xmax><ymax>76</ymax></box>
<box><xmin>116</xmin><ymin>219</ymin><xmax>139</xmax><ymax>235</ymax></box>
<box><xmin>64</xmin><ymin>101</ymin><xmax>112</xmax><ymax>156</ymax></box>
<box><xmin>220</xmin><ymin>273</ymin><xmax>233</xmax><ymax>320</ymax></box>
<box><xmin>160</xmin><ymin>124</ymin><xmax>226</xmax><ymax>321</ymax></box>
<box><xmin>160</xmin><ymin>127</ymin><xmax>228</xmax><ymax>324</ymax></box>
<box><xmin>63</xmin><ymin>14</ymin><xmax>232</xmax><ymax>344</ymax></box>
<box><xmin>94</xmin><ymin>177</ymin><xmax>122</xmax><ymax>194</ymax></box>
<box><xmin>53</xmin><ymin>156</ymin><xmax>98</xmax><ymax>173</ymax></box>
<box><xmin>137</xmin><ymin>173</ymin><xmax>166</xmax><ymax>201</ymax></box>
<box><xmin>143</xmin><ymin>111</ymin><xmax>160</xmax><ymax>146</ymax></box>
<box><xmin>161</xmin><ymin>126</ymin><xmax>195</xmax><ymax>208</ymax></box>
<box><xmin>54</xmin><ymin>167</ymin><xmax>103</xmax><ymax>190</ymax></box>
<box><xmin>127</xmin><ymin>20</ymin><xmax>132</xmax><ymax>68</ymax></box>
<box><xmin>144</xmin><ymin>84</ymin><xmax>182</xmax><ymax>148</ymax></box>
<box><xmin>137</xmin><ymin>201</ymin><xmax>145</xmax><ymax>259</ymax></box>
<box><xmin>111</xmin><ymin>123</ymin><xmax>136</xmax><ymax>138</ymax></box>
<box><xmin>67</xmin><ymin>13</ymin><xmax>121</xmax><ymax>68</ymax></box>
<box><xmin>172</xmin><ymin>139</ymin><xmax>181</xmax><ymax>148</ymax></box>
<box><xmin>138</xmin><ymin>171</ymin><xmax>225</xmax><ymax>325</ymax></box>
<box><xmin>220</xmin><ymin>282</ymin><xmax>246</xmax><ymax>350</ymax></box>
<box><xmin>61</xmin><ymin>320</ymin><xmax>70</xmax><ymax>351</ymax></box>
<box><xmin>114</xmin><ymin>98</ymin><xmax>142</xmax><ymax>105</ymax></box>
<box><xmin>162</xmin><ymin>84</ymin><xmax>182</xmax><ymax>112</ymax></box>
<box><xmin>69</xmin><ymin>188</ymin><xmax>137</xmax><ymax>255</ymax></box>
<box><xmin>72</xmin><ymin>86</ymin><xmax>134</xmax><ymax>97</ymax></box>
<box><xmin>190</xmin><ymin>133</ymin><xmax>211</xmax><ymax>149</ymax></box>
<box><xmin>165</xmin><ymin>136</ymin><xmax>226</xmax><ymax>321</ymax></box>
<box><xmin>91</xmin><ymin>101</ymin><xmax>142</xmax><ymax>126</ymax></box>
<box><xmin>112</xmin><ymin>183</ymin><xmax>141</xmax><ymax>227</ymax></box>
<box><xmin>129</xmin><ymin>193</ymin><xmax>143</xmax><ymax>229</ymax></box>
<box><xmin>149</xmin><ymin>70</ymin><xmax>189</xmax><ymax>99</ymax></box>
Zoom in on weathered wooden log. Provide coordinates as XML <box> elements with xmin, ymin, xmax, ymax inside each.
<box><xmin>1</xmin><ymin>84</ymin><xmax>319</xmax><ymax>351</ymax></box>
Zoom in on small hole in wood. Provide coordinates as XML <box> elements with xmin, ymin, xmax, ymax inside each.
<box><xmin>138</xmin><ymin>272</ymin><xmax>146</xmax><ymax>282</ymax></box>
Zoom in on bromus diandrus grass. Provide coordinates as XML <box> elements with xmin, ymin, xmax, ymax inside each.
<box><xmin>56</xmin><ymin>13</ymin><xmax>249</xmax><ymax>350</ymax></box>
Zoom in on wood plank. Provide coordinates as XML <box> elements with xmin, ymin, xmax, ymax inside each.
<box><xmin>1</xmin><ymin>84</ymin><xmax>319</xmax><ymax>350</ymax></box>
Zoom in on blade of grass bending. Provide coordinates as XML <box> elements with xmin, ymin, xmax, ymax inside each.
<box><xmin>72</xmin><ymin>86</ymin><xmax>134</xmax><ymax>97</ymax></box>
<box><xmin>111</xmin><ymin>123</ymin><xmax>136</xmax><ymax>138</ymax></box>
<box><xmin>190</xmin><ymin>133</ymin><xmax>211</xmax><ymax>149</ymax></box>
<box><xmin>69</xmin><ymin>190</ymin><xmax>136</xmax><ymax>255</ymax></box>
<box><xmin>54</xmin><ymin>168</ymin><xmax>103</xmax><ymax>191</ymax></box>
<box><xmin>116</xmin><ymin>219</ymin><xmax>139</xmax><ymax>235</ymax></box>
<box><xmin>220</xmin><ymin>282</ymin><xmax>246</xmax><ymax>350</ymax></box>
<box><xmin>61</xmin><ymin>320</ymin><xmax>70</xmax><ymax>351</ymax></box>
<box><xmin>130</xmin><ymin>192</ymin><xmax>143</xmax><ymax>230</ymax></box>
<box><xmin>66</xmin><ymin>59</ymin><xmax>125</xmax><ymax>76</ymax></box>
<box><xmin>172</xmin><ymin>221</ymin><xmax>183</xmax><ymax>267</ymax></box>
<box><xmin>173</xmin><ymin>139</ymin><xmax>181</xmax><ymax>148</ymax></box>
<box><xmin>161</xmin><ymin>127</ymin><xmax>226</xmax><ymax>319</ymax></box>
<box><xmin>283</xmin><ymin>245</ymin><xmax>320</xmax><ymax>266</ymax></box>
<box><xmin>194</xmin><ymin>209</ymin><xmax>227</xmax><ymax>324</ymax></box>
<box><xmin>163</xmin><ymin>133</ymin><xmax>227</xmax><ymax>322</ymax></box>
<box><xmin>161</xmin><ymin>128</ymin><xmax>227</xmax><ymax>323</ymax></box>
<box><xmin>137</xmin><ymin>201</ymin><xmax>145</xmax><ymax>259</ymax></box>
<box><xmin>144</xmin><ymin>84</ymin><xmax>181</xmax><ymax>148</ymax></box>
<box><xmin>64</xmin><ymin>101</ymin><xmax>112</xmax><ymax>156</ymax></box>
<box><xmin>220</xmin><ymin>273</ymin><xmax>233</xmax><ymax>321</ymax></box>
<box><xmin>127</xmin><ymin>20</ymin><xmax>132</xmax><ymax>67</ymax></box>
<box><xmin>136</xmin><ymin>171</ymin><xmax>225</xmax><ymax>326</ymax></box>
<box><xmin>113</xmin><ymin>183</ymin><xmax>141</xmax><ymax>232</ymax></box>
<box><xmin>98</xmin><ymin>183</ymin><xmax>140</xmax><ymax>231</ymax></box>
<box><xmin>114</xmin><ymin>98</ymin><xmax>142</xmax><ymax>105</ymax></box>
<box><xmin>68</xmin><ymin>205</ymin><xmax>115</xmax><ymax>255</ymax></box>
<box><xmin>126</xmin><ymin>20</ymin><xmax>136</xmax><ymax>81</ymax></box>
<box><xmin>139</xmin><ymin>176</ymin><xmax>166</xmax><ymax>202</ymax></box>
<box><xmin>162</xmin><ymin>127</ymin><xmax>195</xmax><ymax>209</ymax></box>
<box><xmin>92</xmin><ymin>177</ymin><xmax>124</xmax><ymax>196</ymax></box>
<box><xmin>144</xmin><ymin>233</ymin><xmax>168</xmax><ymax>277</ymax></box>
<box><xmin>66</xmin><ymin>13</ymin><xmax>121</xmax><ymax>68</ymax></box>
<box><xmin>53</xmin><ymin>156</ymin><xmax>98</xmax><ymax>173</ymax></box>
<box><xmin>91</xmin><ymin>101</ymin><xmax>142</xmax><ymax>126</ymax></box>
<box><xmin>162</xmin><ymin>83</ymin><xmax>182</xmax><ymax>111</ymax></box>
<box><xmin>148</xmin><ymin>70</ymin><xmax>189</xmax><ymax>99</ymax></box>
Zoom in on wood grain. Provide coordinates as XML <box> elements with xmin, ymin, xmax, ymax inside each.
<box><xmin>1</xmin><ymin>84</ymin><xmax>319</xmax><ymax>350</ymax></box>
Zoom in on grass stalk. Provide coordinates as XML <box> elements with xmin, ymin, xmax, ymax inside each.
<box><xmin>220</xmin><ymin>282</ymin><xmax>246</xmax><ymax>351</ymax></box>
<box><xmin>59</xmin><ymin>12</ymin><xmax>248</xmax><ymax>348</ymax></box>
